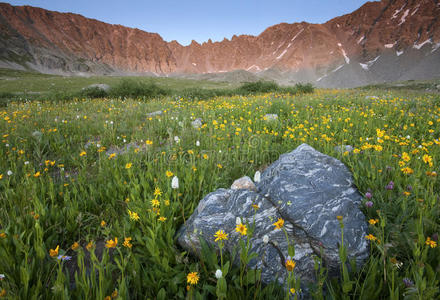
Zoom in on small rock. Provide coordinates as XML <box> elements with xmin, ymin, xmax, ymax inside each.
<box><xmin>147</xmin><ymin>110</ymin><xmax>163</xmax><ymax>117</ymax></box>
<box><xmin>231</xmin><ymin>176</ymin><xmax>256</xmax><ymax>191</ymax></box>
<box><xmin>83</xmin><ymin>83</ymin><xmax>111</xmax><ymax>92</ymax></box>
<box><xmin>436</xmin><ymin>84</ymin><xmax>440</xmax><ymax>90</ymax></box>
<box><xmin>264</xmin><ymin>114</ymin><xmax>278</xmax><ymax>121</ymax></box>
<box><xmin>191</xmin><ymin>118</ymin><xmax>203</xmax><ymax>129</ymax></box>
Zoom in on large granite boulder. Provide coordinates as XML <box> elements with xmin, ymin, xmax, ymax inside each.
<box><xmin>177</xmin><ymin>143</ymin><xmax>368</xmax><ymax>292</ymax></box>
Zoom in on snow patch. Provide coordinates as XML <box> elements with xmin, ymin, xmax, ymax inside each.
<box><xmin>332</xmin><ymin>65</ymin><xmax>344</xmax><ymax>73</ymax></box>
<box><xmin>272</xmin><ymin>42</ymin><xmax>285</xmax><ymax>55</ymax></box>
<box><xmin>411</xmin><ymin>5</ymin><xmax>420</xmax><ymax>16</ymax></box>
<box><xmin>413</xmin><ymin>39</ymin><xmax>432</xmax><ymax>50</ymax></box>
<box><xmin>360</xmin><ymin>56</ymin><xmax>380</xmax><ymax>70</ymax></box>
<box><xmin>357</xmin><ymin>36</ymin><xmax>365</xmax><ymax>44</ymax></box>
<box><xmin>291</xmin><ymin>28</ymin><xmax>304</xmax><ymax>42</ymax></box>
<box><xmin>432</xmin><ymin>43</ymin><xmax>440</xmax><ymax>53</ymax></box>
<box><xmin>384</xmin><ymin>43</ymin><xmax>395</xmax><ymax>48</ymax></box>
<box><xmin>391</xmin><ymin>4</ymin><xmax>405</xmax><ymax>19</ymax></box>
<box><xmin>246</xmin><ymin>65</ymin><xmax>261</xmax><ymax>71</ymax></box>
<box><xmin>316</xmin><ymin>74</ymin><xmax>328</xmax><ymax>82</ymax></box>
<box><xmin>336</xmin><ymin>24</ymin><xmax>340</xmax><ymax>28</ymax></box>
<box><xmin>360</xmin><ymin>63</ymin><xmax>369</xmax><ymax>70</ymax></box>
<box><xmin>192</xmin><ymin>63</ymin><xmax>197</xmax><ymax>66</ymax></box>
<box><xmin>398</xmin><ymin>9</ymin><xmax>410</xmax><ymax>25</ymax></box>
<box><xmin>337</xmin><ymin>43</ymin><xmax>350</xmax><ymax>63</ymax></box>
<box><xmin>396</xmin><ymin>50</ymin><xmax>404</xmax><ymax>56</ymax></box>
<box><xmin>276</xmin><ymin>49</ymin><xmax>288</xmax><ymax>60</ymax></box>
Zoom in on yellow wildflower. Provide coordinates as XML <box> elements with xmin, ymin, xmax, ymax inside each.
<box><xmin>214</xmin><ymin>230</ymin><xmax>229</xmax><ymax>242</ymax></box>
<box><xmin>128</xmin><ymin>209</ymin><xmax>140</xmax><ymax>221</ymax></box>
<box><xmin>401</xmin><ymin>167</ymin><xmax>414</xmax><ymax>175</ymax></box>
<box><xmin>401</xmin><ymin>152</ymin><xmax>410</xmax><ymax>162</ymax></box>
<box><xmin>235</xmin><ymin>223</ymin><xmax>247</xmax><ymax>236</ymax></box>
<box><xmin>422</xmin><ymin>154</ymin><xmax>433</xmax><ymax>167</ymax></box>
<box><xmin>80</xmin><ymin>151</ymin><xmax>86</xmax><ymax>157</ymax></box>
<box><xmin>425</xmin><ymin>237</ymin><xmax>437</xmax><ymax>248</ymax></box>
<box><xmin>187</xmin><ymin>272</ymin><xmax>199</xmax><ymax>285</ymax></box>
<box><xmin>123</xmin><ymin>237</ymin><xmax>132</xmax><ymax>248</ymax></box>
<box><xmin>125</xmin><ymin>163</ymin><xmax>132</xmax><ymax>169</ymax></box>
<box><xmin>151</xmin><ymin>199</ymin><xmax>160</xmax><ymax>207</ymax></box>
<box><xmin>285</xmin><ymin>258</ymin><xmax>296</xmax><ymax>272</ymax></box>
<box><xmin>154</xmin><ymin>187</ymin><xmax>162</xmax><ymax>197</ymax></box>
<box><xmin>49</xmin><ymin>245</ymin><xmax>59</xmax><ymax>257</ymax></box>
<box><xmin>71</xmin><ymin>242</ymin><xmax>80</xmax><ymax>251</ymax></box>
<box><xmin>105</xmin><ymin>237</ymin><xmax>118</xmax><ymax>248</ymax></box>
<box><xmin>158</xmin><ymin>216</ymin><xmax>167</xmax><ymax>222</ymax></box>
<box><xmin>273</xmin><ymin>218</ymin><xmax>284</xmax><ymax>230</ymax></box>
<box><xmin>368</xmin><ymin>219</ymin><xmax>379</xmax><ymax>225</ymax></box>
<box><xmin>365</xmin><ymin>234</ymin><xmax>377</xmax><ymax>241</ymax></box>
<box><xmin>86</xmin><ymin>241</ymin><xmax>94</xmax><ymax>251</ymax></box>
<box><xmin>166</xmin><ymin>170</ymin><xmax>174</xmax><ymax>177</ymax></box>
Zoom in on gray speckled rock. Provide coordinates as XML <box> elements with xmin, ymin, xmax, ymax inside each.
<box><xmin>147</xmin><ymin>110</ymin><xmax>163</xmax><ymax>117</ymax></box>
<box><xmin>334</xmin><ymin>145</ymin><xmax>354</xmax><ymax>153</ymax></box>
<box><xmin>84</xmin><ymin>83</ymin><xmax>111</xmax><ymax>92</ymax></box>
<box><xmin>177</xmin><ymin>143</ymin><xmax>368</xmax><ymax>292</ymax></box>
<box><xmin>264</xmin><ymin>113</ymin><xmax>278</xmax><ymax>121</ymax></box>
<box><xmin>231</xmin><ymin>176</ymin><xmax>256</xmax><ymax>191</ymax></box>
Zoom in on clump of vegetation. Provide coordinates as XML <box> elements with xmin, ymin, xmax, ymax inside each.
<box><xmin>109</xmin><ymin>79</ymin><xmax>169</xmax><ymax>99</ymax></box>
<box><xmin>80</xmin><ymin>86</ymin><xmax>108</xmax><ymax>99</ymax></box>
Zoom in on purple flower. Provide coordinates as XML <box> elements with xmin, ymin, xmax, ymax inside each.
<box><xmin>403</xmin><ymin>278</ymin><xmax>414</xmax><ymax>287</ymax></box>
<box><xmin>57</xmin><ymin>255</ymin><xmax>72</xmax><ymax>261</ymax></box>
<box><xmin>432</xmin><ymin>233</ymin><xmax>438</xmax><ymax>241</ymax></box>
<box><xmin>365</xmin><ymin>201</ymin><xmax>373</xmax><ymax>208</ymax></box>
<box><xmin>365</xmin><ymin>192</ymin><xmax>372</xmax><ymax>199</ymax></box>
<box><xmin>406</xmin><ymin>185</ymin><xmax>412</xmax><ymax>191</ymax></box>
<box><xmin>386</xmin><ymin>181</ymin><xmax>394</xmax><ymax>190</ymax></box>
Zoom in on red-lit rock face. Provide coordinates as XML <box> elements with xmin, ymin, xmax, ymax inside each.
<box><xmin>0</xmin><ymin>0</ymin><xmax>439</xmax><ymax>76</ymax></box>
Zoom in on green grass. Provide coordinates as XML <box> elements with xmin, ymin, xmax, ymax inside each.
<box><xmin>362</xmin><ymin>78</ymin><xmax>440</xmax><ymax>92</ymax></box>
<box><xmin>0</xmin><ymin>77</ymin><xmax>439</xmax><ymax>299</ymax></box>
<box><xmin>0</xmin><ymin>68</ymin><xmax>237</xmax><ymax>95</ymax></box>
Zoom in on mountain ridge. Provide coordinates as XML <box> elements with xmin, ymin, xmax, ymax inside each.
<box><xmin>1</xmin><ymin>0</ymin><xmax>439</xmax><ymax>87</ymax></box>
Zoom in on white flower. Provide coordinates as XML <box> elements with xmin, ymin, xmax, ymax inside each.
<box><xmin>174</xmin><ymin>136</ymin><xmax>180</xmax><ymax>144</ymax></box>
<box><xmin>0</xmin><ymin>274</ymin><xmax>4</xmax><ymax>280</ymax></box>
<box><xmin>406</xmin><ymin>135</ymin><xmax>410</xmax><ymax>139</ymax></box>
<box><xmin>24</xmin><ymin>161</ymin><xmax>29</xmax><ymax>165</ymax></box>
<box><xmin>178</xmin><ymin>121</ymin><xmax>183</xmax><ymax>127</ymax></box>
<box><xmin>5</xmin><ymin>144</ymin><xmax>9</xmax><ymax>147</ymax></box>
<box><xmin>123</xmin><ymin>139</ymin><xmax>126</xmax><ymax>143</ymax></box>
<box><xmin>254</xmin><ymin>171</ymin><xmax>261</xmax><ymax>183</ymax></box>
<box><xmin>196</xmin><ymin>140</ymin><xmax>200</xmax><ymax>147</ymax></box>
<box><xmin>215</xmin><ymin>269</ymin><xmax>222</xmax><ymax>279</ymax></box>
<box><xmin>236</xmin><ymin>217</ymin><xmax>242</xmax><ymax>225</ymax></box>
<box><xmin>171</xmin><ymin>176</ymin><xmax>179</xmax><ymax>189</ymax></box>
<box><xmin>263</xmin><ymin>235</ymin><xmax>269</xmax><ymax>244</ymax></box>
<box><xmin>110</xmin><ymin>121</ymin><xmax>113</xmax><ymax>125</ymax></box>
<box><xmin>7</xmin><ymin>170</ymin><xmax>12</xmax><ymax>176</ymax></box>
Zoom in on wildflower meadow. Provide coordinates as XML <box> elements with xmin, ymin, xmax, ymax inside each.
<box><xmin>0</xmin><ymin>88</ymin><xmax>439</xmax><ymax>299</ymax></box>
